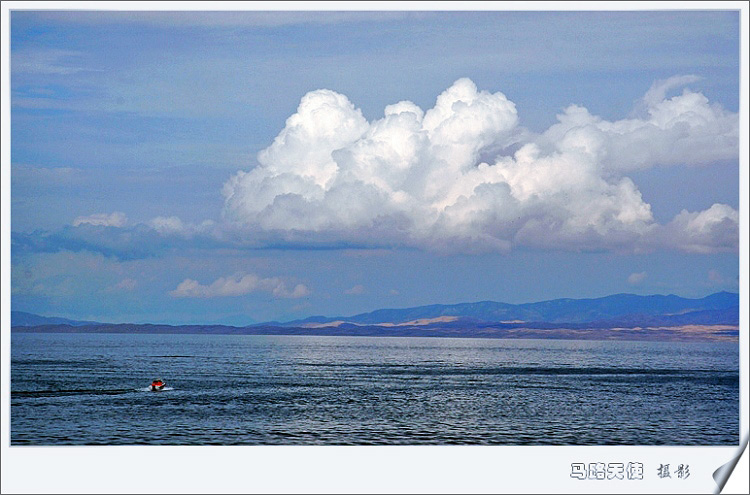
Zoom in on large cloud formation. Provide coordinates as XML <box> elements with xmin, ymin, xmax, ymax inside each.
<box><xmin>222</xmin><ymin>77</ymin><xmax>736</xmax><ymax>254</ymax></box>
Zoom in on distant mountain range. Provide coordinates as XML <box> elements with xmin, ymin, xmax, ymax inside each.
<box><xmin>12</xmin><ymin>292</ymin><xmax>739</xmax><ymax>336</ymax></box>
<box><xmin>281</xmin><ymin>291</ymin><xmax>739</xmax><ymax>327</ymax></box>
<box><xmin>10</xmin><ymin>311</ymin><xmax>100</xmax><ymax>327</ymax></box>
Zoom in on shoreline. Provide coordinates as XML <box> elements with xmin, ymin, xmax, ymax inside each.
<box><xmin>11</xmin><ymin>323</ymin><xmax>739</xmax><ymax>343</ymax></box>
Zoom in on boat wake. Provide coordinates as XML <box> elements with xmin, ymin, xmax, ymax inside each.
<box><xmin>138</xmin><ymin>386</ymin><xmax>175</xmax><ymax>392</ymax></box>
<box><xmin>12</xmin><ymin>388</ymin><xmax>134</xmax><ymax>398</ymax></box>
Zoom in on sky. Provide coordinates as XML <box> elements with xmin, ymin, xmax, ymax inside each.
<box><xmin>8</xmin><ymin>8</ymin><xmax>742</xmax><ymax>325</ymax></box>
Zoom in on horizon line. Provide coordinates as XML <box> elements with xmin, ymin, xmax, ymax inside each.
<box><xmin>11</xmin><ymin>289</ymin><xmax>739</xmax><ymax>328</ymax></box>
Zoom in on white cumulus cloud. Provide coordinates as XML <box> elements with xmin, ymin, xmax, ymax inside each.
<box><xmin>649</xmin><ymin>203</ymin><xmax>739</xmax><ymax>254</ymax></box>
<box><xmin>544</xmin><ymin>83</ymin><xmax>738</xmax><ymax>172</ymax></box>
<box><xmin>168</xmin><ymin>272</ymin><xmax>310</xmax><ymax>299</ymax></box>
<box><xmin>222</xmin><ymin>77</ymin><xmax>738</xmax><ymax>254</ymax></box>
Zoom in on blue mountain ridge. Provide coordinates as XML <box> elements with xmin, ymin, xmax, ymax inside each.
<box><xmin>281</xmin><ymin>291</ymin><xmax>739</xmax><ymax>326</ymax></box>
<box><xmin>10</xmin><ymin>311</ymin><xmax>100</xmax><ymax>327</ymax></box>
<box><xmin>12</xmin><ymin>291</ymin><xmax>739</xmax><ymax>328</ymax></box>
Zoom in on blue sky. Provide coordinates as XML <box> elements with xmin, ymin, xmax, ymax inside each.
<box><xmin>9</xmin><ymin>9</ymin><xmax>741</xmax><ymax>325</ymax></box>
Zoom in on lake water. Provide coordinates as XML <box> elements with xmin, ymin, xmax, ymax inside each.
<box><xmin>11</xmin><ymin>333</ymin><xmax>739</xmax><ymax>445</ymax></box>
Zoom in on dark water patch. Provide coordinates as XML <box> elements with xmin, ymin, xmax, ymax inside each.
<box><xmin>511</xmin><ymin>384</ymin><xmax>582</xmax><ymax>392</ymax></box>
<box><xmin>297</xmin><ymin>362</ymin><xmax>734</xmax><ymax>376</ymax></box>
<box><xmin>12</xmin><ymin>388</ymin><xmax>137</xmax><ymax>398</ymax></box>
<box><xmin>369</xmin><ymin>365</ymin><xmax>729</xmax><ymax>376</ymax></box>
<box><xmin>586</xmin><ymin>373</ymin><xmax>738</xmax><ymax>386</ymax></box>
<box><xmin>149</xmin><ymin>355</ymin><xmax>201</xmax><ymax>358</ymax></box>
<box><xmin>12</xmin><ymin>358</ymin><xmax>110</xmax><ymax>367</ymax></box>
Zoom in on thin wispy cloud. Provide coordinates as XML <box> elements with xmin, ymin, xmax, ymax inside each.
<box><xmin>11</xmin><ymin>49</ymin><xmax>92</xmax><ymax>75</ymax></box>
<box><xmin>344</xmin><ymin>284</ymin><xmax>366</xmax><ymax>295</ymax></box>
<box><xmin>73</xmin><ymin>212</ymin><xmax>128</xmax><ymax>228</ymax></box>
<box><xmin>24</xmin><ymin>11</ymin><xmax>420</xmax><ymax>28</ymax></box>
<box><xmin>105</xmin><ymin>278</ymin><xmax>137</xmax><ymax>292</ymax></box>
<box><xmin>627</xmin><ymin>272</ymin><xmax>647</xmax><ymax>285</ymax></box>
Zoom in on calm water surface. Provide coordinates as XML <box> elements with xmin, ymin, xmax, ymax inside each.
<box><xmin>11</xmin><ymin>333</ymin><xmax>739</xmax><ymax>445</ymax></box>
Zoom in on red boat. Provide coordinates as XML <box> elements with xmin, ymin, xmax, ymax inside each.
<box><xmin>149</xmin><ymin>379</ymin><xmax>166</xmax><ymax>391</ymax></box>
